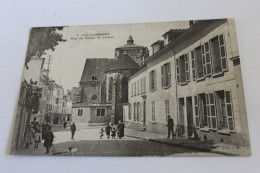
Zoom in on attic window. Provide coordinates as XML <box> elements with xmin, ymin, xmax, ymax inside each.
<box><xmin>92</xmin><ymin>76</ymin><xmax>97</xmax><ymax>81</ymax></box>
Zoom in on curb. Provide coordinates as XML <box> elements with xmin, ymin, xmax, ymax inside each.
<box><xmin>126</xmin><ymin>135</ymin><xmax>240</xmax><ymax>156</ymax></box>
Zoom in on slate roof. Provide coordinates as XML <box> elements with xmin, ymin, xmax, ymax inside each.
<box><xmin>105</xmin><ymin>54</ymin><xmax>140</xmax><ymax>73</ymax></box>
<box><xmin>80</xmin><ymin>58</ymin><xmax>116</xmax><ymax>83</ymax></box>
<box><xmin>115</xmin><ymin>43</ymin><xmax>144</xmax><ymax>49</ymax></box>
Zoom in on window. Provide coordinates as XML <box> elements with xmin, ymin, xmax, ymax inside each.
<box><xmin>195</xmin><ymin>46</ymin><xmax>204</xmax><ymax>79</ymax></box>
<box><xmin>136</xmin><ymin>102</ymin><xmax>139</xmax><ymax>121</ymax></box>
<box><xmin>128</xmin><ymin>104</ymin><xmax>131</xmax><ymax>120</ymax></box>
<box><xmin>131</xmin><ymin>82</ymin><xmax>133</xmax><ymax>97</ymax></box>
<box><xmin>143</xmin><ymin>77</ymin><xmax>146</xmax><ymax>93</ymax></box>
<box><xmin>134</xmin><ymin>82</ymin><xmax>136</xmax><ymax>96</ymax></box>
<box><xmin>91</xmin><ymin>94</ymin><xmax>98</xmax><ymax>101</ymax></box>
<box><xmin>198</xmin><ymin>94</ymin><xmax>208</xmax><ymax>128</ymax></box>
<box><xmin>56</xmin><ymin>98</ymin><xmax>59</xmax><ymax>104</ymax></box>
<box><xmin>151</xmin><ymin>101</ymin><xmax>155</xmax><ymax>122</ymax></box>
<box><xmin>92</xmin><ymin>76</ymin><xmax>97</xmax><ymax>81</ymax></box>
<box><xmin>149</xmin><ymin>70</ymin><xmax>157</xmax><ymax>91</ymax></box>
<box><xmin>210</xmin><ymin>35</ymin><xmax>227</xmax><ymax>74</ymax></box>
<box><xmin>97</xmin><ymin>109</ymin><xmax>105</xmax><ymax>116</ymax></box>
<box><xmin>177</xmin><ymin>54</ymin><xmax>189</xmax><ymax>84</ymax></box>
<box><xmin>137</xmin><ymin>80</ymin><xmax>139</xmax><ymax>95</ymax></box>
<box><xmin>78</xmin><ymin>108</ymin><xmax>83</xmax><ymax>116</ymax></box>
<box><xmin>57</xmin><ymin>90</ymin><xmax>60</xmax><ymax>96</ymax></box>
<box><xmin>215</xmin><ymin>90</ymin><xmax>234</xmax><ymax>131</ymax></box>
<box><xmin>191</xmin><ymin>51</ymin><xmax>196</xmax><ymax>80</ymax></box>
<box><xmin>108</xmin><ymin>77</ymin><xmax>113</xmax><ymax>101</ymax></box>
<box><xmin>133</xmin><ymin>103</ymin><xmax>136</xmax><ymax>120</ymax></box>
<box><xmin>165</xmin><ymin>100</ymin><xmax>170</xmax><ymax>122</ymax></box>
<box><xmin>161</xmin><ymin>62</ymin><xmax>171</xmax><ymax>88</ymax></box>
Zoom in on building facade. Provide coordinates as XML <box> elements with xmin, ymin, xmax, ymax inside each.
<box><xmin>124</xmin><ymin>19</ymin><xmax>250</xmax><ymax>147</ymax></box>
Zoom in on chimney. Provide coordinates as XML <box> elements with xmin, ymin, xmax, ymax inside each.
<box><xmin>151</xmin><ymin>40</ymin><xmax>164</xmax><ymax>54</ymax></box>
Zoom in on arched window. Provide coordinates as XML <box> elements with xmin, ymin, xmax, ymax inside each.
<box><xmin>108</xmin><ymin>77</ymin><xmax>113</xmax><ymax>102</ymax></box>
<box><xmin>92</xmin><ymin>76</ymin><xmax>97</xmax><ymax>81</ymax></box>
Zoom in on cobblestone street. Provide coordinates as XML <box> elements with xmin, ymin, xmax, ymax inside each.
<box><xmin>15</xmin><ymin>126</ymin><xmax>223</xmax><ymax>157</ymax></box>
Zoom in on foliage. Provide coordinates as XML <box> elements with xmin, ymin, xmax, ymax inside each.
<box><xmin>24</xmin><ymin>79</ymin><xmax>42</xmax><ymax>114</ymax></box>
<box><xmin>25</xmin><ymin>27</ymin><xmax>66</xmax><ymax>68</ymax></box>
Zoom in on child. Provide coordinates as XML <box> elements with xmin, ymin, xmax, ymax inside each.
<box><xmin>111</xmin><ymin>126</ymin><xmax>116</xmax><ymax>139</ymax></box>
<box><xmin>105</xmin><ymin>123</ymin><xmax>111</xmax><ymax>139</ymax></box>
<box><xmin>34</xmin><ymin>127</ymin><xmax>42</xmax><ymax>148</ymax></box>
<box><xmin>99</xmin><ymin>127</ymin><xmax>104</xmax><ymax>139</ymax></box>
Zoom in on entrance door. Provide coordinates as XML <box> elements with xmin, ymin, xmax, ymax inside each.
<box><xmin>186</xmin><ymin>97</ymin><xmax>194</xmax><ymax>137</ymax></box>
<box><xmin>143</xmin><ymin>101</ymin><xmax>146</xmax><ymax>126</ymax></box>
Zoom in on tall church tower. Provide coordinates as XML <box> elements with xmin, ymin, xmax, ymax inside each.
<box><xmin>115</xmin><ymin>35</ymin><xmax>149</xmax><ymax>66</ymax></box>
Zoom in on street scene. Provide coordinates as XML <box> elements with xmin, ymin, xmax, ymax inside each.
<box><xmin>16</xmin><ymin>124</ymin><xmax>223</xmax><ymax>157</ymax></box>
<box><xmin>10</xmin><ymin>19</ymin><xmax>251</xmax><ymax>157</ymax></box>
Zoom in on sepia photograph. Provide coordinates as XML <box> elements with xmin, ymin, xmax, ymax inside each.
<box><xmin>10</xmin><ymin>18</ymin><xmax>251</xmax><ymax>157</ymax></box>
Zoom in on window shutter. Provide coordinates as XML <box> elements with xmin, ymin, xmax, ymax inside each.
<box><xmin>202</xmin><ymin>45</ymin><xmax>206</xmax><ymax>77</ymax></box>
<box><xmin>191</xmin><ymin>51</ymin><xmax>196</xmax><ymax>80</ymax></box>
<box><xmin>161</xmin><ymin>65</ymin><xmax>164</xmax><ymax>88</ymax></box>
<box><xmin>176</xmin><ymin>59</ymin><xmax>180</xmax><ymax>84</ymax></box>
<box><xmin>149</xmin><ymin>72</ymin><xmax>152</xmax><ymax>91</ymax></box>
<box><xmin>225</xmin><ymin>90</ymin><xmax>235</xmax><ymax>131</ymax></box>
<box><xmin>205</xmin><ymin>42</ymin><xmax>212</xmax><ymax>75</ymax></box>
<box><xmin>209</xmin><ymin>93</ymin><xmax>217</xmax><ymax>130</ymax></box>
<box><xmin>219</xmin><ymin>34</ymin><xmax>227</xmax><ymax>71</ymax></box>
<box><xmin>185</xmin><ymin>54</ymin><xmax>190</xmax><ymax>82</ymax></box>
<box><xmin>194</xmin><ymin>96</ymin><xmax>200</xmax><ymax>128</ymax></box>
<box><xmin>144</xmin><ymin>77</ymin><xmax>146</xmax><ymax>93</ymax></box>
<box><xmin>168</xmin><ymin>62</ymin><xmax>171</xmax><ymax>86</ymax></box>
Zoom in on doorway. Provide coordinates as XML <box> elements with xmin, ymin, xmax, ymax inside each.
<box><xmin>186</xmin><ymin>97</ymin><xmax>194</xmax><ymax>137</ymax></box>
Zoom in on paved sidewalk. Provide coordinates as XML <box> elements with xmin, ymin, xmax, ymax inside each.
<box><xmin>125</xmin><ymin>128</ymin><xmax>251</xmax><ymax>156</ymax></box>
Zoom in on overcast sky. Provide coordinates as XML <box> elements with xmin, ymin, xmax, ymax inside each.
<box><xmin>42</xmin><ymin>21</ymin><xmax>189</xmax><ymax>91</ymax></box>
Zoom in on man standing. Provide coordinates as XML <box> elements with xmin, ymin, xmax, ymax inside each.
<box><xmin>167</xmin><ymin>115</ymin><xmax>174</xmax><ymax>139</ymax></box>
<box><xmin>70</xmin><ymin>122</ymin><xmax>76</xmax><ymax>140</ymax></box>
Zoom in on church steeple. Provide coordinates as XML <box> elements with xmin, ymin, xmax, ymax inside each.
<box><xmin>127</xmin><ymin>35</ymin><xmax>134</xmax><ymax>44</ymax></box>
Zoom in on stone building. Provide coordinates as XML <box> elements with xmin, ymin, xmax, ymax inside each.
<box><xmin>123</xmin><ymin>19</ymin><xmax>250</xmax><ymax>147</ymax></box>
<box><xmin>115</xmin><ymin>36</ymin><xmax>149</xmax><ymax>66</ymax></box>
<box><xmin>72</xmin><ymin>36</ymin><xmax>148</xmax><ymax>126</ymax></box>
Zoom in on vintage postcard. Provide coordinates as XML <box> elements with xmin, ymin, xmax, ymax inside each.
<box><xmin>10</xmin><ymin>19</ymin><xmax>251</xmax><ymax>156</ymax></box>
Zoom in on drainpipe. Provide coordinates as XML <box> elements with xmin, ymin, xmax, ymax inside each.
<box><xmin>169</xmin><ymin>45</ymin><xmax>179</xmax><ymax>131</ymax></box>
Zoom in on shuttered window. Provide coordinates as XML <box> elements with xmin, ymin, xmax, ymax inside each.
<box><xmin>151</xmin><ymin>101</ymin><xmax>155</xmax><ymax>122</ymax></box>
<box><xmin>149</xmin><ymin>70</ymin><xmax>157</xmax><ymax>91</ymax></box>
<box><xmin>191</xmin><ymin>51</ymin><xmax>196</xmax><ymax>80</ymax></box>
<box><xmin>225</xmin><ymin>91</ymin><xmax>234</xmax><ymax>131</ymax></box>
<box><xmin>204</xmin><ymin>42</ymin><xmax>212</xmax><ymax>75</ymax></box>
<box><xmin>161</xmin><ymin>62</ymin><xmax>171</xmax><ymax>88</ymax></box>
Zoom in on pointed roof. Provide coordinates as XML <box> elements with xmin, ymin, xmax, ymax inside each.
<box><xmin>106</xmin><ymin>54</ymin><xmax>140</xmax><ymax>73</ymax></box>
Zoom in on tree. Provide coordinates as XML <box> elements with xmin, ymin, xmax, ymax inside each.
<box><xmin>25</xmin><ymin>27</ymin><xmax>66</xmax><ymax>68</ymax></box>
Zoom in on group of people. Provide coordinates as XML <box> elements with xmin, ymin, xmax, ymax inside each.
<box><xmin>99</xmin><ymin>120</ymin><xmax>125</xmax><ymax>139</ymax></box>
<box><xmin>25</xmin><ymin>117</ymin><xmax>54</xmax><ymax>154</ymax></box>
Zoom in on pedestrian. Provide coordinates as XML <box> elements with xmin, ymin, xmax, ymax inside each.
<box><xmin>166</xmin><ymin>115</ymin><xmax>174</xmax><ymax>139</ymax></box>
<box><xmin>31</xmin><ymin>117</ymin><xmax>40</xmax><ymax>132</ymax></box>
<box><xmin>99</xmin><ymin>127</ymin><xmax>104</xmax><ymax>139</ymax></box>
<box><xmin>117</xmin><ymin>120</ymin><xmax>125</xmax><ymax>139</ymax></box>
<box><xmin>34</xmin><ymin>127</ymin><xmax>42</xmax><ymax>148</ymax></box>
<box><xmin>105</xmin><ymin>123</ymin><xmax>112</xmax><ymax>139</ymax></box>
<box><xmin>44</xmin><ymin>126</ymin><xmax>54</xmax><ymax>154</ymax></box>
<box><xmin>42</xmin><ymin>120</ymin><xmax>47</xmax><ymax>140</ymax></box>
<box><xmin>111</xmin><ymin>126</ymin><xmax>116</xmax><ymax>139</ymax></box>
<box><xmin>70</xmin><ymin>122</ymin><xmax>76</xmax><ymax>140</ymax></box>
<box><xmin>63</xmin><ymin>121</ymin><xmax>67</xmax><ymax>129</ymax></box>
<box><xmin>25</xmin><ymin>124</ymin><xmax>35</xmax><ymax>148</ymax></box>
